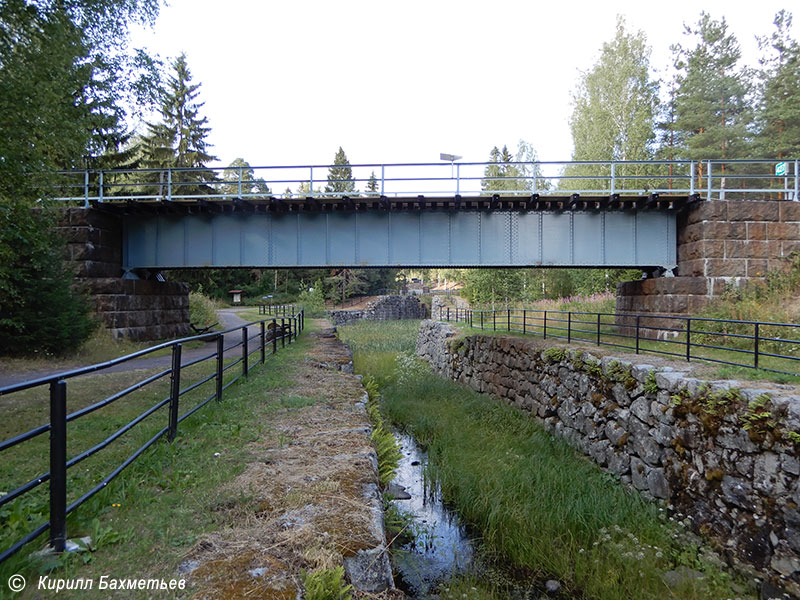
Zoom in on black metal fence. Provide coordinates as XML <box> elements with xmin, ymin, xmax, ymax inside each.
<box><xmin>0</xmin><ymin>310</ymin><xmax>304</xmax><ymax>564</ymax></box>
<box><xmin>258</xmin><ymin>303</ymin><xmax>296</xmax><ymax>317</ymax></box>
<box><xmin>438</xmin><ymin>307</ymin><xmax>800</xmax><ymax>377</ymax></box>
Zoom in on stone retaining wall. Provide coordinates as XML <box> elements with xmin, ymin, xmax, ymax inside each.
<box><xmin>57</xmin><ymin>208</ymin><xmax>190</xmax><ymax>341</ymax></box>
<box><xmin>329</xmin><ymin>295</ymin><xmax>427</xmax><ymax>326</ymax></box>
<box><xmin>416</xmin><ymin>320</ymin><xmax>800</xmax><ymax>593</ymax></box>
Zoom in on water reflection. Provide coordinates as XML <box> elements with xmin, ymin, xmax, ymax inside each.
<box><xmin>389</xmin><ymin>432</ymin><xmax>476</xmax><ymax>598</ymax></box>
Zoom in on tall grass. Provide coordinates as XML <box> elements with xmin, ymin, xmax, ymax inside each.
<box><xmin>338</xmin><ymin>321</ymin><xmax>754</xmax><ymax>600</ymax></box>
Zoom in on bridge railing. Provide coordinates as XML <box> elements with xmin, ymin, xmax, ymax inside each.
<box><xmin>0</xmin><ymin>309</ymin><xmax>304</xmax><ymax>565</ymax></box>
<box><xmin>44</xmin><ymin>159</ymin><xmax>800</xmax><ymax>206</ymax></box>
<box><xmin>438</xmin><ymin>306</ymin><xmax>800</xmax><ymax>378</ymax></box>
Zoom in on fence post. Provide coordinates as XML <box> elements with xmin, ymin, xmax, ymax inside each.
<box><xmin>523</xmin><ymin>309</ymin><xmax>527</xmax><ymax>335</ymax></box>
<box><xmin>597</xmin><ymin>313</ymin><xmax>601</xmax><ymax>346</ymax></box>
<box><xmin>216</xmin><ymin>334</ymin><xmax>224</xmax><ymax>401</ymax></box>
<box><xmin>168</xmin><ymin>344</ymin><xmax>182</xmax><ymax>442</ymax></box>
<box><xmin>507</xmin><ymin>308</ymin><xmax>511</xmax><ymax>331</ymax></box>
<box><xmin>242</xmin><ymin>327</ymin><xmax>248</xmax><ymax>376</ymax></box>
<box><xmin>543</xmin><ymin>311</ymin><xmax>547</xmax><ymax>339</ymax></box>
<box><xmin>260</xmin><ymin>322</ymin><xmax>266</xmax><ymax>364</ymax></box>
<box><xmin>447</xmin><ymin>307</ymin><xmax>450</xmax><ymax>321</ymax></box>
<box><xmin>272</xmin><ymin>318</ymin><xmax>277</xmax><ymax>355</ymax></box>
<box><xmin>281</xmin><ymin>318</ymin><xmax>286</xmax><ymax>348</ymax></box>
<box><xmin>635</xmin><ymin>315</ymin><xmax>641</xmax><ymax>354</ymax></box>
<box><xmin>686</xmin><ymin>318</ymin><xmax>692</xmax><ymax>362</ymax></box>
<box><xmin>754</xmin><ymin>323</ymin><xmax>760</xmax><ymax>369</ymax></box>
<box><xmin>568</xmin><ymin>312</ymin><xmax>572</xmax><ymax>343</ymax></box>
<box><xmin>49</xmin><ymin>380</ymin><xmax>67</xmax><ymax>552</ymax></box>
<box><xmin>480</xmin><ymin>311</ymin><xmax>484</xmax><ymax>329</ymax></box>
<box><xmin>493</xmin><ymin>310</ymin><xmax>496</xmax><ymax>331</ymax></box>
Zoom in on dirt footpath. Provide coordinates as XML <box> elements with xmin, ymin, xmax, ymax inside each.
<box><xmin>183</xmin><ymin>320</ymin><xmax>400</xmax><ymax>599</ymax></box>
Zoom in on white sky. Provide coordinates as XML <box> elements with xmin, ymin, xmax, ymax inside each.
<box><xmin>129</xmin><ymin>0</ymin><xmax>793</xmax><ymax>170</ymax></box>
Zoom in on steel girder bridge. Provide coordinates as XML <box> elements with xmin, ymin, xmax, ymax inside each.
<box><xmin>48</xmin><ymin>158</ymin><xmax>799</xmax><ymax>273</ymax></box>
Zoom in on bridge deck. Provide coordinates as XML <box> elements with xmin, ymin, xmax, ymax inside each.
<box><xmin>97</xmin><ymin>193</ymin><xmax>694</xmax><ymax>216</ymax></box>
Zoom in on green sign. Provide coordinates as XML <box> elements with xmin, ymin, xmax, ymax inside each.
<box><xmin>776</xmin><ymin>161</ymin><xmax>788</xmax><ymax>177</ymax></box>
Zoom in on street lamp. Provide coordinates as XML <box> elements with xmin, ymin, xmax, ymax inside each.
<box><xmin>440</xmin><ymin>153</ymin><xmax>462</xmax><ymax>194</ymax></box>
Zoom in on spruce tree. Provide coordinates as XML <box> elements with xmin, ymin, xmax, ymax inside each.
<box><xmin>366</xmin><ymin>171</ymin><xmax>379</xmax><ymax>195</ymax></box>
<box><xmin>325</xmin><ymin>147</ymin><xmax>356</xmax><ymax>195</ymax></box>
<box><xmin>140</xmin><ymin>53</ymin><xmax>217</xmax><ymax>197</ymax></box>
<box><xmin>755</xmin><ymin>10</ymin><xmax>800</xmax><ymax>160</ymax></box>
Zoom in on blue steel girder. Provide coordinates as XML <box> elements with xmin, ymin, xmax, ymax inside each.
<box><xmin>122</xmin><ymin>209</ymin><xmax>677</xmax><ymax>270</ymax></box>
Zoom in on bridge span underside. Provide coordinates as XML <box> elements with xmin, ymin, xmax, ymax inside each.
<box><xmin>122</xmin><ymin>208</ymin><xmax>677</xmax><ymax>270</ymax></box>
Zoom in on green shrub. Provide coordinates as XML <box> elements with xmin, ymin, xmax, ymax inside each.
<box><xmin>303</xmin><ymin>566</ymin><xmax>353</xmax><ymax>600</ymax></box>
<box><xmin>298</xmin><ymin>279</ymin><xmax>327</xmax><ymax>317</ymax></box>
<box><xmin>188</xmin><ymin>291</ymin><xmax>219</xmax><ymax>331</ymax></box>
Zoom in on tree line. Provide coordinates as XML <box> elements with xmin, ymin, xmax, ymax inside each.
<box><xmin>1</xmin><ymin>5</ymin><xmax>797</xmax><ymax>352</ymax></box>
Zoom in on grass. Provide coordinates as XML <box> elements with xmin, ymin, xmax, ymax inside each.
<box><xmin>337</xmin><ymin>320</ymin><xmax>756</xmax><ymax>600</ymax></box>
<box><xmin>0</xmin><ymin>322</ymin><xmax>316</xmax><ymax>599</ymax></box>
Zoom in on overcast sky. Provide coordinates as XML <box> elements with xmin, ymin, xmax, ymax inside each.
<box><xmin>129</xmin><ymin>0</ymin><xmax>793</xmax><ymax>170</ymax></box>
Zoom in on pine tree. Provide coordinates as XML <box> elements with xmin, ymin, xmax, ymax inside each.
<box><xmin>139</xmin><ymin>53</ymin><xmax>217</xmax><ymax>197</ymax></box>
<box><xmin>565</xmin><ymin>16</ymin><xmax>658</xmax><ymax>191</ymax></box>
<box><xmin>670</xmin><ymin>13</ymin><xmax>752</xmax><ymax>168</ymax></box>
<box><xmin>222</xmin><ymin>158</ymin><xmax>270</xmax><ymax>198</ymax></box>
<box><xmin>755</xmin><ymin>10</ymin><xmax>800</xmax><ymax>160</ymax></box>
<box><xmin>325</xmin><ymin>147</ymin><xmax>356</xmax><ymax>196</ymax></box>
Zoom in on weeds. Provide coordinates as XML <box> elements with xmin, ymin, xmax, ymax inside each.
<box><xmin>339</xmin><ymin>320</ymin><xmax>754</xmax><ymax>600</ymax></box>
<box><xmin>302</xmin><ymin>566</ymin><xmax>353</xmax><ymax>600</ymax></box>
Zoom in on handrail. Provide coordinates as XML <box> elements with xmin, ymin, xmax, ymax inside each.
<box><xmin>36</xmin><ymin>158</ymin><xmax>800</xmax><ymax>206</ymax></box>
<box><xmin>438</xmin><ymin>306</ymin><xmax>799</xmax><ymax>377</ymax></box>
<box><xmin>0</xmin><ymin>309</ymin><xmax>305</xmax><ymax>564</ymax></box>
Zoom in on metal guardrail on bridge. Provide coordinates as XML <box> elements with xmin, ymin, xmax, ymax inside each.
<box><xmin>0</xmin><ymin>309</ymin><xmax>304</xmax><ymax>565</ymax></box>
<box><xmin>42</xmin><ymin>159</ymin><xmax>800</xmax><ymax>206</ymax></box>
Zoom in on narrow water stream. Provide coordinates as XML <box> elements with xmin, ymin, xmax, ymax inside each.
<box><xmin>389</xmin><ymin>432</ymin><xmax>570</xmax><ymax>600</ymax></box>
<box><xmin>389</xmin><ymin>432</ymin><xmax>476</xmax><ymax>598</ymax></box>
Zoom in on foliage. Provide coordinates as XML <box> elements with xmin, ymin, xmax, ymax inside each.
<box><xmin>363</xmin><ymin>374</ymin><xmax>402</xmax><ymax>487</ymax></box>
<box><xmin>0</xmin><ymin>0</ymin><xmax>162</xmax><ymax>195</ymax></box>
<box><xmin>303</xmin><ymin>566</ymin><xmax>353</xmax><ymax>600</ymax></box>
<box><xmin>0</xmin><ymin>201</ymin><xmax>96</xmax><ymax>356</ymax></box>
<box><xmin>366</xmin><ymin>171</ymin><xmax>379</xmax><ymax>195</ymax></box>
<box><xmin>138</xmin><ymin>53</ymin><xmax>217</xmax><ymax>196</ymax></box>
<box><xmin>755</xmin><ymin>10</ymin><xmax>800</xmax><ymax>160</ymax></box>
<box><xmin>481</xmin><ymin>141</ymin><xmax>548</xmax><ymax>193</ymax></box>
<box><xmin>221</xmin><ymin>157</ymin><xmax>270</xmax><ymax>198</ymax></box>
<box><xmin>668</xmin><ymin>13</ymin><xmax>752</xmax><ymax>162</ymax></box>
<box><xmin>565</xmin><ymin>16</ymin><xmax>658</xmax><ymax>191</ymax></box>
<box><xmin>326</xmin><ymin>268</ymin><xmax>367</xmax><ymax>305</ymax></box>
<box><xmin>297</xmin><ymin>279</ymin><xmax>327</xmax><ymax>316</ymax></box>
<box><xmin>324</xmin><ymin>147</ymin><xmax>356</xmax><ymax>195</ymax></box>
<box><xmin>188</xmin><ymin>291</ymin><xmax>219</xmax><ymax>331</ymax></box>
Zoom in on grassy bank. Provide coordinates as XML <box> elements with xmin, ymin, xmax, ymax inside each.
<box><xmin>337</xmin><ymin>320</ymin><xmax>754</xmax><ymax>600</ymax></box>
<box><xmin>0</xmin><ymin>324</ymin><xmax>315</xmax><ymax>599</ymax></box>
